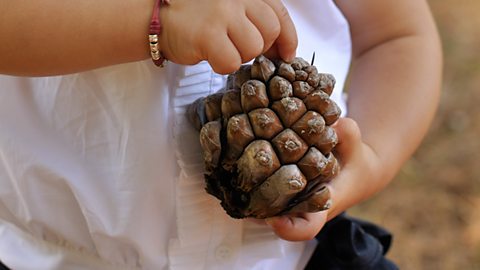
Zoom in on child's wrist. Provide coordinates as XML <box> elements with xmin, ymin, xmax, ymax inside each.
<box><xmin>148</xmin><ymin>0</ymin><xmax>169</xmax><ymax>67</ymax></box>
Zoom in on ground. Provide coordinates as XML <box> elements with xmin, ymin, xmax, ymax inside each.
<box><xmin>350</xmin><ymin>0</ymin><xmax>480</xmax><ymax>269</ymax></box>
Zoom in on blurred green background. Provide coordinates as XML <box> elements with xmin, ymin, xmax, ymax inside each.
<box><xmin>351</xmin><ymin>0</ymin><xmax>480</xmax><ymax>269</ymax></box>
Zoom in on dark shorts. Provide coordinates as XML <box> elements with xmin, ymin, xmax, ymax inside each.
<box><xmin>305</xmin><ymin>213</ymin><xmax>399</xmax><ymax>270</ymax></box>
<box><xmin>0</xmin><ymin>261</ymin><xmax>8</xmax><ymax>270</ymax></box>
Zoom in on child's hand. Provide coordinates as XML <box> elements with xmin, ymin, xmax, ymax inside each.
<box><xmin>159</xmin><ymin>0</ymin><xmax>297</xmax><ymax>74</ymax></box>
<box><xmin>265</xmin><ymin>118</ymin><xmax>383</xmax><ymax>241</ymax></box>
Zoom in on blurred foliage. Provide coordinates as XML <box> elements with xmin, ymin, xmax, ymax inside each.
<box><xmin>350</xmin><ymin>0</ymin><xmax>480</xmax><ymax>269</ymax></box>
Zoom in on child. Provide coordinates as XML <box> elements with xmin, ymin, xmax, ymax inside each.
<box><xmin>0</xmin><ymin>0</ymin><xmax>442</xmax><ymax>269</ymax></box>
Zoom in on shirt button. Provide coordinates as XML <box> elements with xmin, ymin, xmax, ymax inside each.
<box><xmin>215</xmin><ymin>245</ymin><xmax>233</xmax><ymax>260</ymax></box>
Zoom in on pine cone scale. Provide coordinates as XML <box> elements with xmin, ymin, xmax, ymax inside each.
<box><xmin>188</xmin><ymin>55</ymin><xmax>342</xmax><ymax>218</ymax></box>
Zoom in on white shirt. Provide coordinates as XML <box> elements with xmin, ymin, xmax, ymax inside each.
<box><xmin>0</xmin><ymin>1</ymin><xmax>351</xmax><ymax>269</ymax></box>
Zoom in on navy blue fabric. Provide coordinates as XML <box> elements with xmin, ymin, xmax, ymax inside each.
<box><xmin>305</xmin><ymin>213</ymin><xmax>399</xmax><ymax>270</ymax></box>
<box><xmin>0</xmin><ymin>261</ymin><xmax>9</xmax><ymax>270</ymax></box>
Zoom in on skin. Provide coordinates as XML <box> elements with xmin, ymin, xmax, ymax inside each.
<box><xmin>0</xmin><ymin>0</ymin><xmax>297</xmax><ymax>76</ymax></box>
<box><xmin>0</xmin><ymin>0</ymin><xmax>441</xmax><ymax>243</ymax></box>
<box><xmin>265</xmin><ymin>0</ymin><xmax>443</xmax><ymax>241</ymax></box>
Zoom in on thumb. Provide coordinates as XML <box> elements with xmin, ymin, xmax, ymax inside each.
<box><xmin>332</xmin><ymin>117</ymin><xmax>362</xmax><ymax>162</ymax></box>
<box><xmin>265</xmin><ymin>212</ymin><xmax>327</xmax><ymax>241</ymax></box>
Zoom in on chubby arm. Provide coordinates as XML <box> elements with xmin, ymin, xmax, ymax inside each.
<box><xmin>0</xmin><ymin>0</ymin><xmax>154</xmax><ymax>76</ymax></box>
<box><xmin>266</xmin><ymin>0</ymin><xmax>442</xmax><ymax>240</ymax></box>
<box><xmin>0</xmin><ymin>0</ymin><xmax>297</xmax><ymax>76</ymax></box>
<box><xmin>330</xmin><ymin>0</ymin><xmax>442</xmax><ymax>215</ymax></box>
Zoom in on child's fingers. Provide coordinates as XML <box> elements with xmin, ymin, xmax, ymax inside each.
<box><xmin>265</xmin><ymin>119</ymin><xmax>362</xmax><ymax>241</ymax></box>
<box><xmin>328</xmin><ymin>117</ymin><xmax>380</xmax><ymax>218</ymax></box>
<box><xmin>227</xmin><ymin>17</ymin><xmax>265</xmax><ymax>63</ymax></box>
<box><xmin>244</xmin><ymin>0</ymin><xmax>281</xmax><ymax>55</ymax></box>
<box><xmin>332</xmin><ymin>117</ymin><xmax>362</xmax><ymax>163</ymax></box>
<box><xmin>265</xmin><ymin>212</ymin><xmax>328</xmax><ymax>241</ymax></box>
<box><xmin>205</xmin><ymin>34</ymin><xmax>242</xmax><ymax>74</ymax></box>
<box><xmin>261</xmin><ymin>0</ymin><xmax>298</xmax><ymax>61</ymax></box>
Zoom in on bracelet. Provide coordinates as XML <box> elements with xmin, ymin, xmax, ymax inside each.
<box><xmin>149</xmin><ymin>0</ymin><xmax>170</xmax><ymax>67</ymax></box>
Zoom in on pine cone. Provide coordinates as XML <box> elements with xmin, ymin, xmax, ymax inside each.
<box><xmin>187</xmin><ymin>55</ymin><xmax>341</xmax><ymax>219</ymax></box>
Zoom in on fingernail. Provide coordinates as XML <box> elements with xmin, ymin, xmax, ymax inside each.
<box><xmin>265</xmin><ymin>217</ymin><xmax>277</xmax><ymax>226</ymax></box>
<box><xmin>321</xmin><ymin>198</ymin><xmax>333</xmax><ymax>211</ymax></box>
<box><xmin>265</xmin><ymin>216</ymin><xmax>284</xmax><ymax>227</ymax></box>
<box><xmin>284</xmin><ymin>52</ymin><xmax>296</xmax><ymax>63</ymax></box>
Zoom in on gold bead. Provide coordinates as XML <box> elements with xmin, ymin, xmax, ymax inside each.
<box><xmin>149</xmin><ymin>34</ymin><xmax>158</xmax><ymax>43</ymax></box>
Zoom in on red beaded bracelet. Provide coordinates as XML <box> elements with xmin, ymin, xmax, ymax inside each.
<box><xmin>149</xmin><ymin>0</ymin><xmax>170</xmax><ymax>67</ymax></box>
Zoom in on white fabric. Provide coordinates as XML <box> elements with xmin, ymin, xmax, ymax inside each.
<box><xmin>0</xmin><ymin>1</ymin><xmax>351</xmax><ymax>269</ymax></box>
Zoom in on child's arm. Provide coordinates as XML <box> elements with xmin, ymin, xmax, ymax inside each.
<box><xmin>266</xmin><ymin>0</ymin><xmax>442</xmax><ymax>241</ymax></box>
<box><xmin>0</xmin><ymin>0</ymin><xmax>296</xmax><ymax>76</ymax></box>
